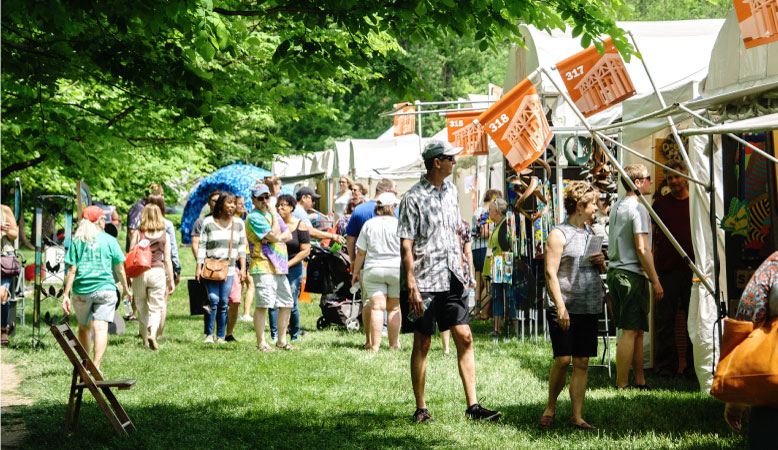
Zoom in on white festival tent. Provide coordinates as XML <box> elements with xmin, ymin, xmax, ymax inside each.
<box><xmin>675</xmin><ymin>10</ymin><xmax>778</xmax><ymax>392</ymax></box>
<box><xmin>501</xmin><ymin>18</ymin><xmax>738</xmax><ymax>391</ymax></box>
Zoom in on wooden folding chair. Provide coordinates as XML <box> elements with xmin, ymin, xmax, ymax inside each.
<box><xmin>50</xmin><ymin>323</ymin><xmax>137</xmax><ymax>436</ymax></box>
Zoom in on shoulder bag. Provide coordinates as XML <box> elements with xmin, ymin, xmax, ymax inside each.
<box><xmin>201</xmin><ymin>219</ymin><xmax>233</xmax><ymax>282</ymax></box>
<box><xmin>0</xmin><ymin>254</ymin><xmax>21</xmax><ymax>276</ymax></box>
<box><xmin>125</xmin><ymin>232</ymin><xmax>152</xmax><ymax>279</ymax></box>
<box><xmin>710</xmin><ymin>316</ymin><xmax>778</xmax><ymax>406</ymax></box>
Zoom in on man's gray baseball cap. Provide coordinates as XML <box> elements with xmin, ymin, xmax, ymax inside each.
<box><xmin>422</xmin><ymin>140</ymin><xmax>462</xmax><ymax>160</ymax></box>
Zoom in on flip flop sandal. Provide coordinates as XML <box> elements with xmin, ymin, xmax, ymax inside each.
<box><xmin>539</xmin><ymin>415</ymin><xmax>554</xmax><ymax>428</ymax></box>
<box><xmin>257</xmin><ymin>344</ymin><xmax>275</xmax><ymax>352</ymax></box>
<box><xmin>277</xmin><ymin>343</ymin><xmax>296</xmax><ymax>350</ymax></box>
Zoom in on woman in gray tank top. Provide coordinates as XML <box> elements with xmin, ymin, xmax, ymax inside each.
<box><xmin>539</xmin><ymin>181</ymin><xmax>605</xmax><ymax>431</ymax></box>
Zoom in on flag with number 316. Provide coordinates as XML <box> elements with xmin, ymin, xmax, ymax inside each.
<box><xmin>556</xmin><ymin>37</ymin><xmax>635</xmax><ymax>118</ymax></box>
<box><xmin>477</xmin><ymin>78</ymin><xmax>552</xmax><ymax>171</ymax></box>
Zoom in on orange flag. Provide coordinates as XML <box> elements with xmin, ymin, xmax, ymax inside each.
<box><xmin>393</xmin><ymin>102</ymin><xmax>416</xmax><ymax>136</ymax></box>
<box><xmin>733</xmin><ymin>0</ymin><xmax>778</xmax><ymax>49</ymax></box>
<box><xmin>477</xmin><ymin>78</ymin><xmax>552</xmax><ymax>171</ymax></box>
<box><xmin>556</xmin><ymin>37</ymin><xmax>635</xmax><ymax>117</ymax></box>
<box><xmin>446</xmin><ymin>111</ymin><xmax>488</xmax><ymax>157</ymax></box>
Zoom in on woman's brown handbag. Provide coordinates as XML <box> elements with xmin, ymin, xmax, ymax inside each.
<box><xmin>710</xmin><ymin>316</ymin><xmax>778</xmax><ymax>406</ymax></box>
<box><xmin>200</xmin><ymin>220</ymin><xmax>233</xmax><ymax>282</ymax></box>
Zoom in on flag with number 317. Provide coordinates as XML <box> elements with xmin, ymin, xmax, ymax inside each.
<box><xmin>556</xmin><ymin>37</ymin><xmax>635</xmax><ymax>117</ymax></box>
<box><xmin>477</xmin><ymin>78</ymin><xmax>552</xmax><ymax>171</ymax></box>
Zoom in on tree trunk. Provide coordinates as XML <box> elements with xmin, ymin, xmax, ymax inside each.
<box><xmin>17</xmin><ymin>211</ymin><xmax>34</xmax><ymax>250</ymax></box>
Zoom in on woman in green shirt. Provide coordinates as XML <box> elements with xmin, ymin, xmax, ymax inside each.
<box><xmin>62</xmin><ymin>206</ymin><xmax>132</xmax><ymax>370</ymax></box>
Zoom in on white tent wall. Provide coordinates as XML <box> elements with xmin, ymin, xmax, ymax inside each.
<box><xmin>702</xmin><ymin>10</ymin><xmax>778</xmax><ymax>102</ymax></box>
<box><xmin>687</xmin><ymin>134</ymin><xmax>725</xmax><ymax>392</ymax></box>
<box><xmin>504</xmin><ymin>20</ymin><xmax>724</xmax><ymax>131</ymax></box>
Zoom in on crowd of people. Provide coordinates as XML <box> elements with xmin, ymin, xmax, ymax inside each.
<box><xmin>17</xmin><ymin>139</ymin><xmax>767</xmax><ymax>434</ymax></box>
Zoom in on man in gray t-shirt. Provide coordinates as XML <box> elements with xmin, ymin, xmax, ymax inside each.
<box><xmin>606</xmin><ymin>164</ymin><xmax>664</xmax><ymax>390</ymax></box>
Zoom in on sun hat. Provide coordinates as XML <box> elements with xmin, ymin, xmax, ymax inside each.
<box><xmin>82</xmin><ymin>205</ymin><xmax>105</xmax><ymax>223</ymax></box>
<box><xmin>376</xmin><ymin>192</ymin><xmax>400</xmax><ymax>207</ymax></box>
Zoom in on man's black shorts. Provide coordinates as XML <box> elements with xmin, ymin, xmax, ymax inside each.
<box><xmin>546</xmin><ymin>309</ymin><xmax>599</xmax><ymax>358</ymax></box>
<box><xmin>400</xmin><ymin>271</ymin><xmax>469</xmax><ymax>335</ymax></box>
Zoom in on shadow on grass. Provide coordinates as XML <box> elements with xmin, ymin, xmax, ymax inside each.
<box><xmin>12</xmin><ymin>399</ymin><xmax>447</xmax><ymax>450</ymax></box>
<box><xmin>499</xmin><ymin>393</ymin><xmax>739</xmax><ymax>443</ymax></box>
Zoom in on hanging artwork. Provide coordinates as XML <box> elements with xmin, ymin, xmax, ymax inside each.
<box><xmin>478</xmin><ymin>78</ymin><xmax>552</xmax><ymax>171</ymax></box>
<box><xmin>721</xmin><ymin>197</ymin><xmax>750</xmax><ymax>237</ymax></box>
<box><xmin>556</xmin><ymin>37</ymin><xmax>636</xmax><ymax>117</ymax></box>
<box><xmin>733</xmin><ymin>0</ymin><xmax>778</xmax><ymax>49</ymax></box>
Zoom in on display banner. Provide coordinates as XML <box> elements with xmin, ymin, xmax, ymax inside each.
<box><xmin>555</xmin><ymin>37</ymin><xmax>636</xmax><ymax>117</ymax></box>
<box><xmin>446</xmin><ymin>111</ymin><xmax>488</xmax><ymax>157</ymax></box>
<box><xmin>393</xmin><ymin>102</ymin><xmax>416</xmax><ymax>136</ymax></box>
<box><xmin>733</xmin><ymin>0</ymin><xmax>778</xmax><ymax>49</ymax></box>
<box><xmin>477</xmin><ymin>78</ymin><xmax>552</xmax><ymax>171</ymax></box>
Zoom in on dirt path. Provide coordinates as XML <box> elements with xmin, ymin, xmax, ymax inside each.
<box><xmin>1</xmin><ymin>361</ymin><xmax>31</xmax><ymax>448</ymax></box>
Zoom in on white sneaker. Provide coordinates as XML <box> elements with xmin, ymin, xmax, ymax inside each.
<box><xmin>204</xmin><ymin>335</ymin><xmax>214</xmax><ymax>344</ymax></box>
<box><xmin>216</xmin><ymin>337</ymin><xmax>227</xmax><ymax>344</ymax></box>
<box><xmin>238</xmin><ymin>314</ymin><xmax>253</xmax><ymax>323</ymax></box>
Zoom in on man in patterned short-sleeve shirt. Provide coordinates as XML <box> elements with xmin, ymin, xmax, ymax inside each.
<box><xmin>398</xmin><ymin>140</ymin><xmax>501</xmax><ymax>424</ymax></box>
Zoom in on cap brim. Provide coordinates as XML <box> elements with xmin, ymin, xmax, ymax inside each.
<box><xmin>443</xmin><ymin>146</ymin><xmax>464</xmax><ymax>156</ymax></box>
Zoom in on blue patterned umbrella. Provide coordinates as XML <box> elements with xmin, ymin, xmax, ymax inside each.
<box><xmin>180</xmin><ymin>163</ymin><xmax>272</xmax><ymax>244</ymax></box>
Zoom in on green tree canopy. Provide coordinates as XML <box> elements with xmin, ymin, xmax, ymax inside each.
<box><xmin>2</xmin><ymin>0</ymin><xmax>632</xmax><ymax>210</ymax></box>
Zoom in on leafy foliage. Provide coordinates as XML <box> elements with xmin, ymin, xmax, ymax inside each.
<box><xmin>620</xmin><ymin>0</ymin><xmax>732</xmax><ymax>20</ymax></box>
<box><xmin>2</xmin><ymin>0</ymin><xmax>632</xmax><ymax>210</ymax></box>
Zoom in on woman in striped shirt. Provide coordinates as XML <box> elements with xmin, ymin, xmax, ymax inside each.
<box><xmin>195</xmin><ymin>192</ymin><xmax>247</xmax><ymax>344</ymax></box>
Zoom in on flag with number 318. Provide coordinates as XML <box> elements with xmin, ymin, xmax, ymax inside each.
<box><xmin>477</xmin><ymin>78</ymin><xmax>552</xmax><ymax>171</ymax></box>
<box><xmin>555</xmin><ymin>37</ymin><xmax>635</xmax><ymax>118</ymax></box>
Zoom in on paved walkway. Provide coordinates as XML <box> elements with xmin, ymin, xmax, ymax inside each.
<box><xmin>1</xmin><ymin>362</ymin><xmax>31</xmax><ymax>448</ymax></box>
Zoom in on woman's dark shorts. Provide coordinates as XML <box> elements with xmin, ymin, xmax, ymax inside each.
<box><xmin>400</xmin><ymin>271</ymin><xmax>469</xmax><ymax>336</ymax></box>
<box><xmin>546</xmin><ymin>310</ymin><xmax>599</xmax><ymax>358</ymax></box>
<box><xmin>472</xmin><ymin>247</ymin><xmax>486</xmax><ymax>274</ymax></box>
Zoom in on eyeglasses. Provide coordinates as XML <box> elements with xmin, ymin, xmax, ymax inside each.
<box><xmin>277</xmin><ymin>203</ymin><xmax>292</xmax><ymax>209</ymax></box>
<box><xmin>258</xmin><ymin>195</ymin><xmax>270</xmax><ymax>201</ymax></box>
<box><xmin>437</xmin><ymin>155</ymin><xmax>455</xmax><ymax>162</ymax></box>
<box><xmin>634</xmin><ymin>176</ymin><xmax>652</xmax><ymax>182</ymax></box>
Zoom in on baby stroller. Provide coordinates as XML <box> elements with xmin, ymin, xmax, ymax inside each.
<box><xmin>305</xmin><ymin>245</ymin><xmax>362</xmax><ymax>332</ymax></box>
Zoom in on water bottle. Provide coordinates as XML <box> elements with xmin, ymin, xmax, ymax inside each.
<box><xmin>350</xmin><ymin>281</ymin><xmax>360</xmax><ymax>295</ymax></box>
<box><xmin>123</xmin><ymin>297</ymin><xmax>132</xmax><ymax>318</ymax></box>
<box><xmin>407</xmin><ymin>296</ymin><xmax>432</xmax><ymax>322</ymax></box>
<box><xmin>468</xmin><ymin>289</ymin><xmax>476</xmax><ymax>309</ymax></box>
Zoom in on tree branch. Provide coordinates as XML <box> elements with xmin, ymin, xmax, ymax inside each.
<box><xmin>214</xmin><ymin>5</ymin><xmax>360</xmax><ymax>16</ymax></box>
<box><xmin>1</xmin><ymin>154</ymin><xmax>48</xmax><ymax>177</ymax></box>
<box><xmin>106</xmin><ymin>105</ymin><xmax>137</xmax><ymax>128</ymax></box>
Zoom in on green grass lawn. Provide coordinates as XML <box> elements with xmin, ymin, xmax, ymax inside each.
<box><xmin>2</xmin><ymin>233</ymin><xmax>746</xmax><ymax>449</ymax></box>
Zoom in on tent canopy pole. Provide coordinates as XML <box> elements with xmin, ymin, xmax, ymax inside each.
<box><xmin>542</xmin><ymin>66</ymin><xmax>715</xmax><ymax>297</ymax></box>
<box><xmin>595</xmin><ymin>131</ymin><xmax>710</xmax><ymax>188</ymax></box>
<box><xmin>678</xmin><ymin>104</ymin><xmax>778</xmax><ymax>166</ymax></box>
<box><xmin>627</xmin><ymin>31</ymin><xmax>703</xmax><ymax>191</ymax></box>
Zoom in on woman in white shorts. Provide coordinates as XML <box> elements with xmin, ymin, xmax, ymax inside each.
<box><xmin>352</xmin><ymin>192</ymin><xmax>402</xmax><ymax>351</ymax></box>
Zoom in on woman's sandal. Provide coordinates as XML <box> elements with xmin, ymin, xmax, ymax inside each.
<box><xmin>276</xmin><ymin>343</ymin><xmax>296</xmax><ymax>350</ymax></box>
<box><xmin>257</xmin><ymin>344</ymin><xmax>275</xmax><ymax>352</ymax></box>
<box><xmin>571</xmin><ymin>421</ymin><xmax>597</xmax><ymax>431</ymax></box>
<box><xmin>539</xmin><ymin>414</ymin><xmax>554</xmax><ymax>428</ymax></box>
